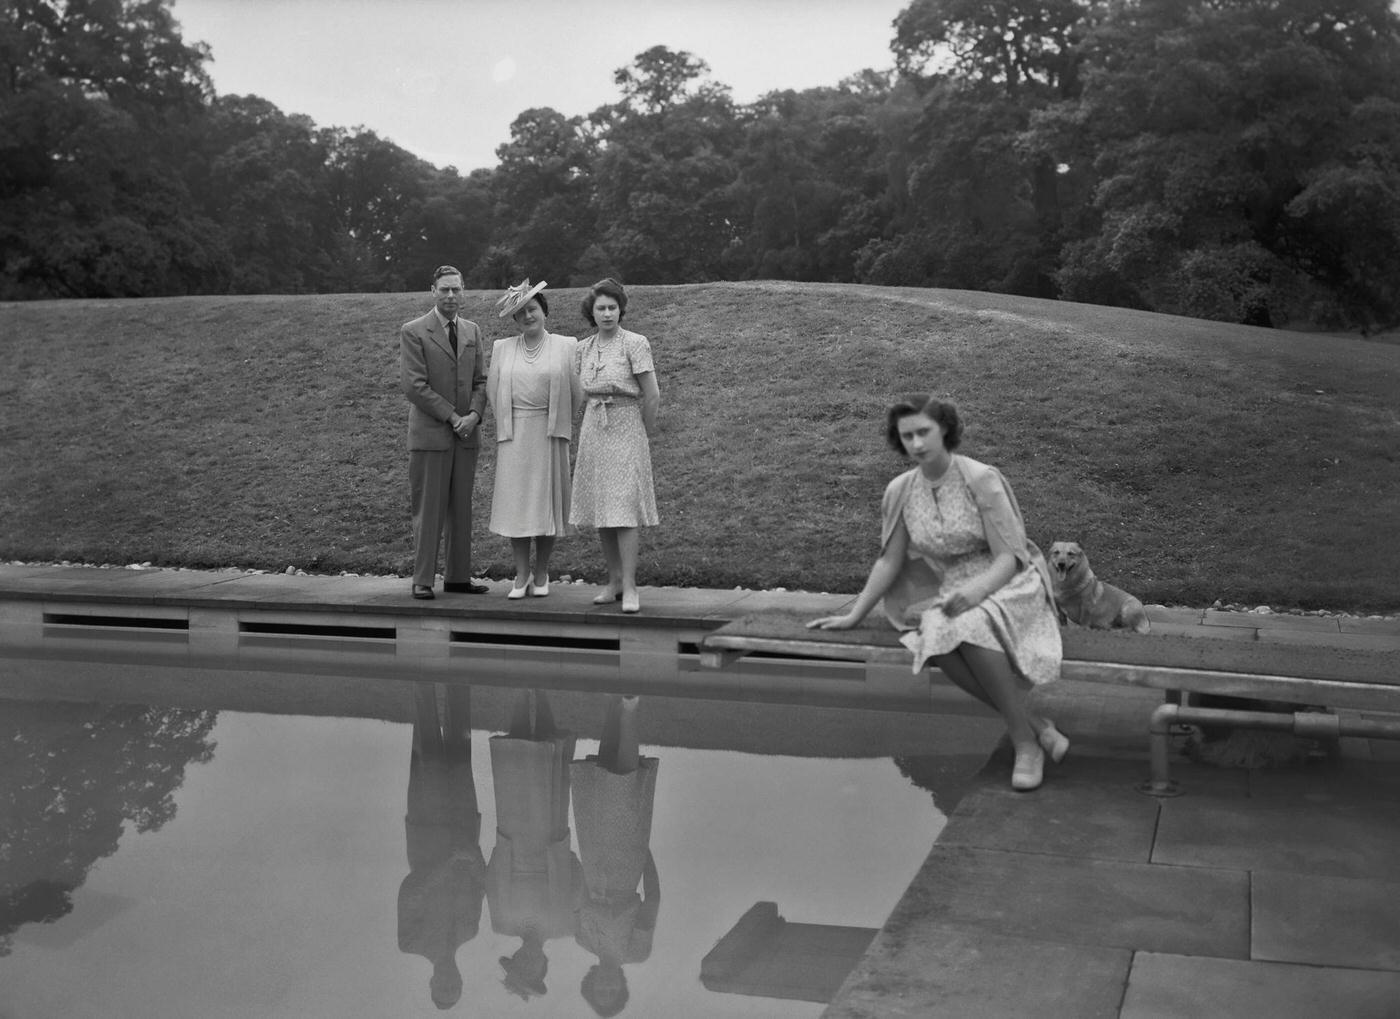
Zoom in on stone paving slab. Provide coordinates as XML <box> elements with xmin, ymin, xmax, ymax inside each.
<box><xmin>1139</xmin><ymin>620</ymin><xmax>1262</xmax><ymax>641</ymax></box>
<box><xmin>1341</xmin><ymin>615</ymin><xmax>1400</xmax><ymax>635</ymax></box>
<box><xmin>1153</xmin><ymin>795</ymin><xmax>1400</xmax><ymax>881</ymax></box>
<box><xmin>1246</xmin><ymin>756</ymin><xmax>1400</xmax><ymax>801</ymax></box>
<box><xmin>937</xmin><ymin>752</ymin><xmax>1160</xmax><ymax>863</ymax></box>
<box><xmin>1257</xmin><ymin>628</ymin><xmax>1400</xmax><ymax>651</ymax></box>
<box><xmin>887</xmin><ymin>844</ymin><xmax>1250</xmax><ymax>958</ymax></box>
<box><xmin>1120</xmin><ymin>952</ymin><xmax>1400</xmax><ymax>1019</ymax></box>
<box><xmin>826</xmin><ymin>928</ymin><xmax>1129</xmax><ymax>1019</ymax></box>
<box><xmin>1144</xmin><ymin>606</ymin><xmax>1204</xmax><ymax>625</ymax></box>
<box><xmin>1252</xmin><ymin>869</ymin><xmax>1400</xmax><ymax>971</ymax></box>
<box><xmin>1203</xmin><ymin>608</ymin><xmax>1342</xmax><ymax>631</ymax></box>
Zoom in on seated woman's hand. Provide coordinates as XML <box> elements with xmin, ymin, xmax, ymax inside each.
<box><xmin>807</xmin><ymin>614</ymin><xmax>859</xmax><ymax>630</ymax></box>
<box><xmin>940</xmin><ymin>586</ymin><xmax>980</xmax><ymax>617</ymax></box>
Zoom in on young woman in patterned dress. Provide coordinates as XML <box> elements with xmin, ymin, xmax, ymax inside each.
<box><xmin>808</xmin><ymin>397</ymin><xmax>1065</xmax><ymax>791</ymax></box>
<box><xmin>570</xmin><ymin>278</ymin><xmax>660</xmax><ymax>614</ymax></box>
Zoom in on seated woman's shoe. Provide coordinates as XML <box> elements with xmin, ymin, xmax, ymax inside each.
<box><xmin>1011</xmin><ymin>744</ymin><xmax>1045</xmax><ymax>791</ymax></box>
<box><xmin>507</xmin><ymin>580</ymin><xmax>533</xmax><ymax>600</ymax></box>
<box><xmin>621</xmin><ymin>591</ymin><xmax>640</xmax><ymax>614</ymax></box>
<box><xmin>1037</xmin><ymin>722</ymin><xmax>1071</xmax><ymax>764</ymax></box>
<box><xmin>592</xmin><ymin>586</ymin><xmax>622</xmax><ymax>605</ymax></box>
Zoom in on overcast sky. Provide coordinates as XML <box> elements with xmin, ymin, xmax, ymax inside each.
<box><xmin>172</xmin><ymin>0</ymin><xmax>910</xmax><ymax>172</ymax></box>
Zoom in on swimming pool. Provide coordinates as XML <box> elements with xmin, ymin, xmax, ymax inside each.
<box><xmin>0</xmin><ymin>665</ymin><xmax>1003</xmax><ymax>1018</ymax></box>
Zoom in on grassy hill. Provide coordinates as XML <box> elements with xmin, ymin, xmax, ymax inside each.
<box><xmin>2</xmin><ymin>282</ymin><xmax>1397</xmax><ymax>611</ymax></box>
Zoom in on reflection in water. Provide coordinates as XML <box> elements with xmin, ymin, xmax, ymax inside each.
<box><xmin>0</xmin><ymin>700</ymin><xmax>217</xmax><ymax>956</ymax></box>
<box><xmin>486</xmin><ymin>689</ymin><xmax>581</xmax><ymax>1002</ymax></box>
<box><xmin>894</xmin><ymin>753</ymin><xmax>984</xmax><ymax>815</ymax></box>
<box><xmin>572</xmin><ymin>695</ymin><xmax>660</xmax><ymax>1017</ymax></box>
<box><xmin>398</xmin><ymin>684</ymin><xmax>485</xmax><ymax>1009</ymax></box>
<box><xmin>407</xmin><ymin>686</ymin><xmax>665</xmax><ymax>1014</ymax></box>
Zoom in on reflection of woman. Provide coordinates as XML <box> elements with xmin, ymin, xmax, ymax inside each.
<box><xmin>809</xmin><ymin>397</ymin><xmax>1064</xmax><ymax>791</ymax></box>
<box><xmin>487</xmin><ymin>279</ymin><xmax>583</xmax><ymax>599</ymax></box>
<box><xmin>486</xmin><ymin>690</ymin><xmax>583</xmax><ymax>1002</ymax></box>
<box><xmin>570</xmin><ymin>278</ymin><xmax>660</xmax><ymax>614</ymax></box>
<box><xmin>571</xmin><ymin>695</ymin><xmax>660</xmax><ymax>1017</ymax></box>
<box><xmin>397</xmin><ymin>683</ymin><xmax>484</xmax><ymax>1010</ymax></box>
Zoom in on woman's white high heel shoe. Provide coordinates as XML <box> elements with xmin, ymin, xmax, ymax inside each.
<box><xmin>507</xmin><ymin>581</ymin><xmax>532</xmax><ymax>600</ymax></box>
<box><xmin>1037</xmin><ymin>722</ymin><xmax>1070</xmax><ymax>764</ymax></box>
<box><xmin>1011</xmin><ymin>744</ymin><xmax>1045</xmax><ymax>791</ymax></box>
<box><xmin>531</xmin><ymin>578</ymin><xmax>549</xmax><ymax>597</ymax></box>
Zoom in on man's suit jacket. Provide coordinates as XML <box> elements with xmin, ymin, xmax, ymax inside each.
<box><xmin>400</xmin><ymin>310</ymin><xmax>489</xmax><ymax>451</ymax></box>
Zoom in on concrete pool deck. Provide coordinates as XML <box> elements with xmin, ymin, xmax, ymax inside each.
<box><xmin>2</xmin><ymin>564</ymin><xmax>1399</xmax><ymax>1017</ymax></box>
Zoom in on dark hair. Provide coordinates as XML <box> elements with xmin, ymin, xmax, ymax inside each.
<box><xmin>514</xmin><ymin>291</ymin><xmax>549</xmax><ymax>317</ymax></box>
<box><xmin>582</xmin><ymin>277</ymin><xmax>628</xmax><ymax>327</ymax></box>
<box><xmin>885</xmin><ymin>395</ymin><xmax>963</xmax><ymax>454</ymax></box>
<box><xmin>432</xmin><ymin>264</ymin><xmax>462</xmax><ymax>283</ymax></box>
<box><xmin>580</xmin><ymin>965</ymin><xmax>629</xmax><ymax>1017</ymax></box>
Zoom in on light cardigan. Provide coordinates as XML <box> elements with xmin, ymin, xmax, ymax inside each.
<box><xmin>879</xmin><ymin>455</ymin><xmax>1057</xmax><ymax>629</ymax></box>
<box><xmin>486</xmin><ymin>332</ymin><xmax>581</xmax><ymax>442</ymax></box>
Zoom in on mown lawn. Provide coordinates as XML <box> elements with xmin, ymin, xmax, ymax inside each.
<box><xmin>2</xmin><ymin>282</ymin><xmax>1397</xmax><ymax>610</ymax></box>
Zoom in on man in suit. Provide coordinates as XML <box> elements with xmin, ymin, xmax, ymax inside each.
<box><xmin>401</xmin><ymin>265</ymin><xmax>490</xmax><ymax>599</ymax></box>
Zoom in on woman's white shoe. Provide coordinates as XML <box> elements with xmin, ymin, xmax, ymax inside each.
<box><xmin>1037</xmin><ymin>722</ymin><xmax>1070</xmax><ymax>764</ymax></box>
<box><xmin>507</xmin><ymin>581</ymin><xmax>532</xmax><ymax>600</ymax></box>
<box><xmin>1011</xmin><ymin>744</ymin><xmax>1045</xmax><ymax>791</ymax></box>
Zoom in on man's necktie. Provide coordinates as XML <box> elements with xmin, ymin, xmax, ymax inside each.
<box><xmin>447</xmin><ymin>319</ymin><xmax>458</xmax><ymax>354</ymax></box>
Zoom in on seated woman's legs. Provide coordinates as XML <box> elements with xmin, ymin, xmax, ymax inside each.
<box><xmin>959</xmin><ymin>644</ymin><xmax>1047</xmax><ymax>790</ymax></box>
<box><xmin>931</xmin><ymin>649</ymin><xmax>997</xmax><ymax>712</ymax></box>
<box><xmin>940</xmin><ymin>647</ymin><xmax>1069</xmax><ymax>765</ymax></box>
<box><xmin>959</xmin><ymin>644</ymin><xmax>1036</xmax><ymax>748</ymax></box>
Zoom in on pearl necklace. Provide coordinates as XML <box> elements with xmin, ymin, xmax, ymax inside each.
<box><xmin>519</xmin><ymin>334</ymin><xmax>545</xmax><ymax>364</ymax></box>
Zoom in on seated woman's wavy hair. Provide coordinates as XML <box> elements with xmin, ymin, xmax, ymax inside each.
<box><xmin>885</xmin><ymin>395</ymin><xmax>963</xmax><ymax>454</ymax></box>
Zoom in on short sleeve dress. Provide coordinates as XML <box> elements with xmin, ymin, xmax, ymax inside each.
<box><xmin>570</xmin><ymin>329</ymin><xmax>659</xmax><ymax>528</ymax></box>
<box><xmin>889</xmin><ymin>457</ymin><xmax>1062</xmax><ymax>686</ymax></box>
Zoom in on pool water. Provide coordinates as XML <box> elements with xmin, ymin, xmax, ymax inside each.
<box><xmin>0</xmin><ymin>675</ymin><xmax>1000</xmax><ymax>1018</ymax></box>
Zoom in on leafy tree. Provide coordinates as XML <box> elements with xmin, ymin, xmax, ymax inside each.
<box><xmin>893</xmin><ymin>0</ymin><xmax>1095</xmax><ymax>95</ymax></box>
<box><xmin>883</xmin><ymin>0</ymin><xmax>1101</xmax><ymax>295</ymax></box>
<box><xmin>0</xmin><ymin>700</ymin><xmax>217</xmax><ymax>956</ymax></box>
<box><xmin>1045</xmin><ymin>0</ymin><xmax>1400</xmax><ymax>329</ymax></box>
<box><xmin>590</xmin><ymin>46</ymin><xmax>743</xmax><ymax>283</ymax></box>
<box><xmin>0</xmin><ymin>0</ymin><xmax>221</xmax><ymax>298</ymax></box>
<box><xmin>729</xmin><ymin>78</ymin><xmax>898</xmax><ymax>282</ymax></box>
<box><xmin>490</xmin><ymin>107</ymin><xmax>598</xmax><ymax>285</ymax></box>
<box><xmin>194</xmin><ymin>95</ymin><xmax>340</xmax><ymax>294</ymax></box>
<box><xmin>402</xmin><ymin>166</ymin><xmax>497</xmax><ymax>290</ymax></box>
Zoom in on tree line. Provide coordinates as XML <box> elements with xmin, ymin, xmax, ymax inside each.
<box><xmin>3</xmin><ymin>0</ymin><xmax>1399</xmax><ymax>331</ymax></box>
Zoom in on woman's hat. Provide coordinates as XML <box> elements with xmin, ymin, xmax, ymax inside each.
<box><xmin>499</xmin><ymin>954</ymin><xmax>548</xmax><ymax>999</ymax></box>
<box><xmin>495</xmin><ymin>278</ymin><xmax>548</xmax><ymax>318</ymax></box>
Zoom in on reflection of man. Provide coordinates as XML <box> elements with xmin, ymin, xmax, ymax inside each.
<box><xmin>401</xmin><ymin>265</ymin><xmax>489</xmax><ymax>600</ymax></box>
<box><xmin>398</xmin><ymin>683</ymin><xmax>485</xmax><ymax>1009</ymax></box>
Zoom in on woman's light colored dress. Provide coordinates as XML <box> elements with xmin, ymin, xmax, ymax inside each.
<box><xmin>883</xmin><ymin>456</ymin><xmax>1061</xmax><ymax>685</ymax></box>
<box><xmin>570</xmin><ymin>329</ymin><xmax>659</xmax><ymax>528</ymax></box>
<box><xmin>487</xmin><ymin>333</ymin><xmax>578</xmax><ymax>537</ymax></box>
<box><xmin>485</xmin><ymin>730</ymin><xmax>582</xmax><ymax>943</ymax></box>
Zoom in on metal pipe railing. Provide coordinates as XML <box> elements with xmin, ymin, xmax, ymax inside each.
<box><xmin>1141</xmin><ymin>703</ymin><xmax>1400</xmax><ymax>796</ymax></box>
